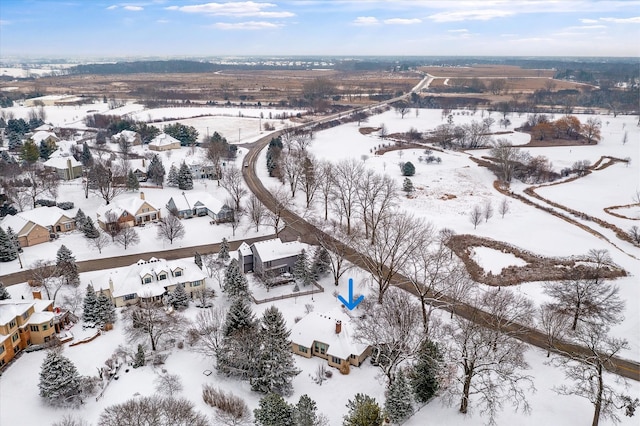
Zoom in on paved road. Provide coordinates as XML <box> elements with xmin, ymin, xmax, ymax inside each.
<box><xmin>241</xmin><ymin>110</ymin><xmax>640</xmax><ymax>383</ymax></box>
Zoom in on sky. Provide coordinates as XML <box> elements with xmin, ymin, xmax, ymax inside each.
<box><xmin>0</xmin><ymin>1</ymin><xmax>639</xmax><ymax>59</ymax></box>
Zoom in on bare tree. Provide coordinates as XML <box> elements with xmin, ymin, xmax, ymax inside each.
<box><xmin>220</xmin><ymin>165</ymin><xmax>247</xmax><ymax>211</ymax></box>
<box><xmin>191</xmin><ymin>306</ymin><xmax>226</xmax><ymax>358</ymax></box>
<box><xmin>538</xmin><ymin>303</ymin><xmax>569</xmax><ymax>357</ymax></box>
<box><xmin>582</xmin><ymin>117</ymin><xmax>602</xmax><ymax>144</ymax></box>
<box><xmin>551</xmin><ymin>322</ymin><xmax>637</xmax><ymax>426</ymax></box>
<box><xmin>490</xmin><ymin>139</ymin><xmax>522</xmax><ymax>183</ymax></box>
<box><xmin>20</xmin><ymin>168</ymin><xmax>60</xmax><ymax>209</ymax></box>
<box><xmin>98</xmin><ymin>395</ymin><xmax>209</xmax><ymax>426</ymax></box>
<box><xmin>102</xmin><ymin>210</ymin><xmax>121</xmax><ymax>241</ymax></box>
<box><xmin>202</xmin><ymin>254</ymin><xmax>223</xmax><ymax>282</ymax></box>
<box><xmin>315</xmin><ymin>225</ymin><xmax>356</xmax><ymax>286</ymax></box>
<box><xmin>379</xmin><ymin>123</ymin><xmax>388</xmax><ymax>139</ymax></box>
<box><xmin>266</xmin><ymin>186</ymin><xmax>292</xmax><ymax>238</ymax></box>
<box><xmin>87</xmin><ymin>231</ymin><xmax>110</xmax><ymax>254</ymax></box>
<box><xmin>356</xmin><ymin>170</ymin><xmax>397</xmax><ymax>243</ymax></box>
<box><xmin>89</xmin><ymin>162</ymin><xmax>125</xmax><ymax>205</ymax></box>
<box><xmin>469</xmin><ymin>205</ymin><xmax>482</xmax><ymax>229</ymax></box>
<box><xmin>445</xmin><ymin>289</ymin><xmax>535</xmax><ymax>424</ymax></box>
<box><xmin>316</xmin><ymin>161</ymin><xmax>334</xmax><ymax>221</ymax></box>
<box><xmin>202</xmin><ymin>385</ymin><xmax>252</xmax><ymax>426</ymax></box>
<box><xmin>293</xmin><ymin>130</ymin><xmax>314</xmax><ymax>152</ymax></box>
<box><xmin>483</xmin><ymin>199</ymin><xmax>494</xmax><ymax>223</ymax></box>
<box><xmin>281</xmin><ymin>151</ymin><xmax>304</xmax><ymax>197</ymax></box>
<box><xmin>114</xmin><ymin>226</ymin><xmax>140</xmax><ymax>250</ymax></box>
<box><xmin>354</xmin><ymin>288</ymin><xmax>425</xmax><ymax>383</ymax></box>
<box><xmin>359</xmin><ymin>212</ymin><xmax>426</xmax><ymax>304</ymax></box>
<box><xmin>125</xmin><ymin>301</ymin><xmax>190</xmax><ymax>351</ymax></box>
<box><xmin>154</xmin><ymin>373</ymin><xmax>184</xmax><ymax>397</ymax></box>
<box><xmin>498</xmin><ymin>198</ymin><xmax>510</xmax><ymax>218</ymax></box>
<box><xmin>300</xmin><ymin>155</ymin><xmax>322</xmax><ymax>209</ymax></box>
<box><xmin>52</xmin><ymin>414</ymin><xmax>90</xmax><ymax>426</ymax></box>
<box><xmin>246</xmin><ymin>194</ymin><xmax>267</xmax><ymax>232</ymax></box>
<box><xmin>331</xmin><ymin>159</ymin><xmax>364</xmax><ymax>235</ymax></box>
<box><xmin>394</xmin><ymin>102</ymin><xmax>410</xmax><ymax>119</ymax></box>
<box><xmin>29</xmin><ymin>260</ymin><xmax>64</xmax><ymax>304</ymax></box>
<box><xmin>156</xmin><ymin>215</ymin><xmax>185</xmax><ymax>245</ymax></box>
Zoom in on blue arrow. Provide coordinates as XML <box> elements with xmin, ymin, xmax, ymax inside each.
<box><xmin>338</xmin><ymin>278</ymin><xmax>364</xmax><ymax>310</ymax></box>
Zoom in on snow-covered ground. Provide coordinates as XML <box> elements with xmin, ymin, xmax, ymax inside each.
<box><xmin>1</xmin><ymin>103</ymin><xmax>639</xmax><ymax>425</ymax></box>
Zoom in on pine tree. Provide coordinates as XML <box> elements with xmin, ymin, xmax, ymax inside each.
<box><xmin>251</xmin><ymin>306</ymin><xmax>300</xmax><ymax>396</ymax></box>
<box><xmin>167</xmin><ymin>164</ymin><xmax>179</xmax><ymax>187</ymax></box>
<box><xmin>218</xmin><ymin>237</ymin><xmax>230</xmax><ymax>261</ymax></box>
<box><xmin>0</xmin><ymin>227</ymin><xmax>18</xmax><ymax>262</ymax></box>
<box><xmin>95</xmin><ymin>290</ymin><xmax>116</xmax><ymax>326</ymax></box>
<box><xmin>402</xmin><ymin>178</ymin><xmax>414</xmax><ymax>193</ymax></box>
<box><xmin>343</xmin><ymin>394</ymin><xmax>384</xmax><ymax>426</ymax></box>
<box><xmin>169</xmin><ymin>283</ymin><xmax>190</xmax><ymax>310</ymax></box>
<box><xmin>293</xmin><ymin>249</ymin><xmax>311</xmax><ymax>286</ymax></box>
<box><xmin>311</xmin><ymin>246</ymin><xmax>330</xmax><ymax>280</ymax></box>
<box><xmin>402</xmin><ymin>161</ymin><xmax>416</xmax><ymax>177</ymax></box>
<box><xmin>39</xmin><ymin>140</ymin><xmax>54</xmax><ymax>161</ymax></box>
<box><xmin>83</xmin><ymin>217</ymin><xmax>100</xmax><ymax>239</ymax></box>
<box><xmin>147</xmin><ymin>154</ymin><xmax>165</xmax><ymax>186</ymax></box>
<box><xmin>21</xmin><ymin>138</ymin><xmax>40</xmax><ymax>164</ymax></box>
<box><xmin>223</xmin><ymin>298</ymin><xmax>257</xmax><ymax>337</ymax></box>
<box><xmin>81</xmin><ymin>142</ymin><xmax>93</xmax><ymax>167</ymax></box>
<box><xmin>82</xmin><ymin>284</ymin><xmax>98</xmax><ymax>324</ymax></box>
<box><xmin>293</xmin><ymin>394</ymin><xmax>324</xmax><ymax>426</ymax></box>
<box><xmin>133</xmin><ymin>344</ymin><xmax>145</xmax><ymax>368</ymax></box>
<box><xmin>0</xmin><ymin>282</ymin><xmax>11</xmax><ymax>300</ymax></box>
<box><xmin>5</xmin><ymin>227</ymin><xmax>22</xmax><ymax>253</ymax></box>
<box><xmin>126</xmin><ymin>169</ymin><xmax>140</xmax><ymax>191</ymax></box>
<box><xmin>409</xmin><ymin>339</ymin><xmax>442</xmax><ymax>403</ymax></box>
<box><xmin>218</xmin><ymin>298</ymin><xmax>260</xmax><ymax>379</ymax></box>
<box><xmin>223</xmin><ymin>259</ymin><xmax>250</xmax><ymax>299</ymax></box>
<box><xmin>56</xmin><ymin>245</ymin><xmax>80</xmax><ymax>287</ymax></box>
<box><xmin>74</xmin><ymin>208</ymin><xmax>87</xmax><ymax>228</ymax></box>
<box><xmin>38</xmin><ymin>350</ymin><xmax>82</xmax><ymax>407</ymax></box>
<box><xmin>254</xmin><ymin>393</ymin><xmax>294</xmax><ymax>426</ymax></box>
<box><xmin>194</xmin><ymin>252</ymin><xmax>203</xmax><ymax>270</ymax></box>
<box><xmin>177</xmin><ymin>161</ymin><xmax>193</xmax><ymax>190</ymax></box>
<box><xmin>385</xmin><ymin>369</ymin><xmax>413</xmax><ymax>424</ymax></box>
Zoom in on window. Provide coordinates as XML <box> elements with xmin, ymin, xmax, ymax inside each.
<box><xmin>191</xmin><ymin>280</ymin><xmax>201</xmax><ymax>287</ymax></box>
<box><xmin>298</xmin><ymin>345</ymin><xmax>307</xmax><ymax>353</ymax></box>
<box><xmin>65</xmin><ymin>223</ymin><xmax>72</xmax><ymax>230</ymax></box>
<box><xmin>30</xmin><ymin>325</ymin><xmax>39</xmax><ymax>332</ymax></box>
<box><xmin>42</xmin><ymin>324</ymin><xmax>48</xmax><ymax>331</ymax></box>
<box><xmin>142</xmin><ymin>208</ymin><xmax>149</xmax><ymax>213</ymax></box>
<box><xmin>331</xmin><ymin>356</ymin><xmax>342</xmax><ymax>364</ymax></box>
<box><xmin>11</xmin><ymin>333</ymin><xmax>19</xmax><ymax>342</ymax></box>
<box><xmin>9</xmin><ymin>319</ymin><xmax>16</xmax><ymax>329</ymax></box>
<box><xmin>124</xmin><ymin>294</ymin><xmax>136</xmax><ymax>301</ymax></box>
<box><xmin>158</xmin><ymin>274</ymin><xmax>167</xmax><ymax>280</ymax></box>
<box><xmin>151</xmin><ymin>214</ymin><xmax>157</xmax><ymax>220</ymax></box>
<box><xmin>279</xmin><ymin>267</ymin><xmax>286</xmax><ymax>273</ymax></box>
<box><xmin>174</xmin><ymin>270</ymin><xmax>182</xmax><ymax>277</ymax></box>
<box><xmin>122</xmin><ymin>212</ymin><xmax>128</xmax><ymax>217</ymax></box>
<box><xmin>21</xmin><ymin>312</ymin><xmax>29</xmax><ymax>321</ymax></box>
<box><xmin>351</xmin><ymin>354</ymin><xmax>357</xmax><ymax>359</ymax></box>
<box><xmin>314</xmin><ymin>342</ymin><xmax>326</xmax><ymax>355</ymax></box>
<box><xmin>144</xmin><ymin>277</ymin><xmax>152</xmax><ymax>284</ymax></box>
<box><xmin>0</xmin><ymin>345</ymin><xmax>5</xmax><ymax>354</ymax></box>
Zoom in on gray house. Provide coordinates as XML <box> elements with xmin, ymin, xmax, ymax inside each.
<box><xmin>238</xmin><ymin>238</ymin><xmax>307</xmax><ymax>277</ymax></box>
<box><xmin>166</xmin><ymin>191</ymin><xmax>233</xmax><ymax>222</ymax></box>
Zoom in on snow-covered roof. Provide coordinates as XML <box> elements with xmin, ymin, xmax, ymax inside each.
<box><xmin>238</xmin><ymin>242</ymin><xmax>252</xmax><ymax>257</ymax></box>
<box><xmin>27</xmin><ymin>311</ymin><xmax>54</xmax><ymax>325</ymax></box>
<box><xmin>47</xmin><ymin>140</ymin><xmax>77</xmax><ymax>159</ymax></box>
<box><xmin>129</xmin><ymin>158</ymin><xmax>147</xmax><ymax>172</ymax></box>
<box><xmin>251</xmin><ymin>238</ymin><xmax>307</xmax><ymax>263</ymax></box>
<box><xmin>1</xmin><ymin>206</ymin><xmax>72</xmax><ymax>233</ymax></box>
<box><xmin>112</xmin><ymin>130</ymin><xmax>139</xmax><ymax>143</ymax></box>
<box><xmin>94</xmin><ymin>257</ymin><xmax>206</xmax><ymax>299</ymax></box>
<box><xmin>0</xmin><ymin>301</ymin><xmax>32</xmax><ymax>326</ymax></box>
<box><xmin>96</xmin><ymin>195</ymin><xmax>158</xmax><ymax>219</ymax></box>
<box><xmin>34</xmin><ymin>124</ymin><xmax>54</xmax><ymax>132</ymax></box>
<box><xmin>43</xmin><ymin>156</ymin><xmax>81</xmax><ymax>169</ymax></box>
<box><xmin>149</xmin><ymin>133</ymin><xmax>180</xmax><ymax>147</ymax></box>
<box><xmin>290</xmin><ymin>310</ymin><xmax>369</xmax><ymax>360</ymax></box>
<box><xmin>31</xmin><ymin>131</ymin><xmax>58</xmax><ymax>144</ymax></box>
<box><xmin>0</xmin><ymin>214</ymin><xmax>32</xmax><ymax>236</ymax></box>
<box><xmin>168</xmin><ymin>191</ymin><xmax>225</xmax><ymax>213</ymax></box>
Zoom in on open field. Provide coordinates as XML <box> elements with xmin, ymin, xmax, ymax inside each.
<box><xmin>419</xmin><ymin>64</ymin><xmax>556</xmax><ymax>78</ymax></box>
<box><xmin>428</xmin><ymin>77</ymin><xmax>590</xmax><ymax>92</ymax></box>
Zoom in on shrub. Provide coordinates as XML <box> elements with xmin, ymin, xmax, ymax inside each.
<box><xmin>35</xmin><ymin>199</ymin><xmax>56</xmax><ymax>207</ymax></box>
<box><xmin>402</xmin><ymin>161</ymin><xmax>415</xmax><ymax>176</ymax></box>
<box><xmin>57</xmin><ymin>202</ymin><xmax>75</xmax><ymax>210</ymax></box>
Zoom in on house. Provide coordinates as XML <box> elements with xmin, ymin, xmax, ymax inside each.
<box><xmin>186</xmin><ymin>160</ymin><xmax>218</xmax><ymax>180</ymax></box>
<box><xmin>166</xmin><ymin>191</ymin><xmax>233</xmax><ymax>222</ymax></box>
<box><xmin>112</xmin><ymin>130</ymin><xmax>142</xmax><ymax>146</ymax></box>
<box><xmin>237</xmin><ymin>242</ymin><xmax>253</xmax><ymax>273</ymax></box>
<box><xmin>129</xmin><ymin>158</ymin><xmax>148</xmax><ymax>182</ymax></box>
<box><xmin>0</xmin><ymin>298</ymin><xmax>61</xmax><ymax>369</ymax></box>
<box><xmin>239</xmin><ymin>238</ymin><xmax>307</xmax><ymax>277</ymax></box>
<box><xmin>30</xmin><ymin>131</ymin><xmax>59</xmax><ymax>146</ymax></box>
<box><xmin>290</xmin><ymin>310</ymin><xmax>371</xmax><ymax>374</ymax></box>
<box><xmin>94</xmin><ymin>257</ymin><xmax>207</xmax><ymax>307</ymax></box>
<box><xmin>43</xmin><ymin>157</ymin><xmax>83</xmax><ymax>180</ymax></box>
<box><xmin>96</xmin><ymin>192</ymin><xmax>161</xmax><ymax>231</ymax></box>
<box><xmin>149</xmin><ymin>133</ymin><xmax>181</xmax><ymax>151</ymax></box>
<box><xmin>0</xmin><ymin>206</ymin><xmax>76</xmax><ymax>247</ymax></box>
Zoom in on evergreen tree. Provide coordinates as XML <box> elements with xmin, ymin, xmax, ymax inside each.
<box><xmin>311</xmin><ymin>246</ymin><xmax>330</xmax><ymax>280</ymax></box>
<box><xmin>167</xmin><ymin>164</ymin><xmax>179</xmax><ymax>187</ymax></box>
<box><xmin>39</xmin><ymin>140</ymin><xmax>55</xmax><ymax>161</ymax></box>
<box><xmin>402</xmin><ymin>178</ymin><xmax>414</xmax><ymax>193</ymax></box>
<box><xmin>74</xmin><ymin>208</ymin><xmax>87</xmax><ymax>228</ymax></box>
<box><xmin>95</xmin><ymin>290</ymin><xmax>116</xmax><ymax>326</ymax></box>
<box><xmin>169</xmin><ymin>283</ymin><xmax>190</xmax><ymax>310</ymax></box>
<box><xmin>409</xmin><ymin>339</ymin><xmax>442</xmax><ymax>403</ymax></box>
<box><xmin>343</xmin><ymin>394</ymin><xmax>384</xmax><ymax>426</ymax></box>
<box><xmin>251</xmin><ymin>306</ymin><xmax>300</xmax><ymax>396</ymax></box>
<box><xmin>293</xmin><ymin>249</ymin><xmax>311</xmax><ymax>286</ymax></box>
<box><xmin>56</xmin><ymin>245</ymin><xmax>80</xmax><ymax>286</ymax></box>
<box><xmin>0</xmin><ymin>282</ymin><xmax>11</xmax><ymax>300</ymax></box>
<box><xmin>254</xmin><ymin>393</ymin><xmax>294</xmax><ymax>426</ymax></box>
<box><xmin>194</xmin><ymin>252</ymin><xmax>203</xmax><ymax>270</ymax></box>
<box><xmin>81</xmin><ymin>141</ymin><xmax>93</xmax><ymax>167</ymax></box>
<box><xmin>83</xmin><ymin>217</ymin><xmax>100</xmax><ymax>239</ymax></box>
<box><xmin>402</xmin><ymin>161</ymin><xmax>416</xmax><ymax>177</ymax></box>
<box><xmin>293</xmin><ymin>394</ymin><xmax>325</xmax><ymax>426</ymax></box>
<box><xmin>177</xmin><ymin>161</ymin><xmax>193</xmax><ymax>190</ymax></box>
<box><xmin>0</xmin><ymin>227</ymin><xmax>18</xmax><ymax>262</ymax></box>
<box><xmin>385</xmin><ymin>369</ymin><xmax>413</xmax><ymax>424</ymax></box>
<box><xmin>126</xmin><ymin>169</ymin><xmax>140</xmax><ymax>191</ymax></box>
<box><xmin>5</xmin><ymin>227</ymin><xmax>22</xmax><ymax>253</ymax></box>
<box><xmin>223</xmin><ymin>259</ymin><xmax>250</xmax><ymax>299</ymax></box>
<box><xmin>21</xmin><ymin>138</ymin><xmax>40</xmax><ymax>164</ymax></box>
<box><xmin>82</xmin><ymin>284</ymin><xmax>98</xmax><ymax>324</ymax></box>
<box><xmin>218</xmin><ymin>237</ymin><xmax>230</xmax><ymax>261</ymax></box>
<box><xmin>133</xmin><ymin>344</ymin><xmax>145</xmax><ymax>368</ymax></box>
<box><xmin>147</xmin><ymin>154</ymin><xmax>165</xmax><ymax>186</ymax></box>
<box><xmin>218</xmin><ymin>298</ymin><xmax>260</xmax><ymax>379</ymax></box>
<box><xmin>223</xmin><ymin>298</ymin><xmax>257</xmax><ymax>337</ymax></box>
<box><xmin>38</xmin><ymin>350</ymin><xmax>82</xmax><ymax>407</ymax></box>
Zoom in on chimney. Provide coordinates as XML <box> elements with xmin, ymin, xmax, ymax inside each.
<box><xmin>32</xmin><ymin>291</ymin><xmax>42</xmax><ymax>300</ymax></box>
<box><xmin>142</xmin><ymin>158</ymin><xmax>146</xmax><ymax>167</ymax></box>
<box><xmin>335</xmin><ymin>320</ymin><xmax>342</xmax><ymax>334</ymax></box>
<box><xmin>140</xmin><ymin>192</ymin><xmax>145</xmax><ymax>200</ymax></box>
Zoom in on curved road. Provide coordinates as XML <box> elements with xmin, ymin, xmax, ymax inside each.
<box><xmin>241</xmin><ymin>108</ymin><xmax>640</xmax><ymax>383</ymax></box>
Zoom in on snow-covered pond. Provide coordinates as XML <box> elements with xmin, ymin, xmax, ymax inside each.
<box><xmin>470</xmin><ymin>246</ymin><xmax>528</xmax><ymax>274</ymax></box>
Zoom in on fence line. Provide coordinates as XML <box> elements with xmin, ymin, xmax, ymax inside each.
<box><xmin>252</xmin><ymin>283</ymin><xmax>325</xmax><ymax>305</ymax></box>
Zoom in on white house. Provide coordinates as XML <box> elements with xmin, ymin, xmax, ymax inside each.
<box><xmin>149</xmin><ymin>133</ymin><xmax>181</xmax><ymax>151</ymax></box>
<box><xmin>43</xmin><ymin>157</ymin><xmax>83</xmax><ymax>180</ymax></box>
<box><xmin>166</xmin><ymin>190</ymin><xmax>233</xmax><ymax>222</ymax></box>
<box><xmin>112</xmin><ymin>130</ymin><xmax>141</xmax><ymax>146</ymax></box>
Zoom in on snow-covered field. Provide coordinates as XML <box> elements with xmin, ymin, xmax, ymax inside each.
<box><xmin>1</xmin><ymin>103</ymin><xmax>639</xmax><ymax>425</ymax></box>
